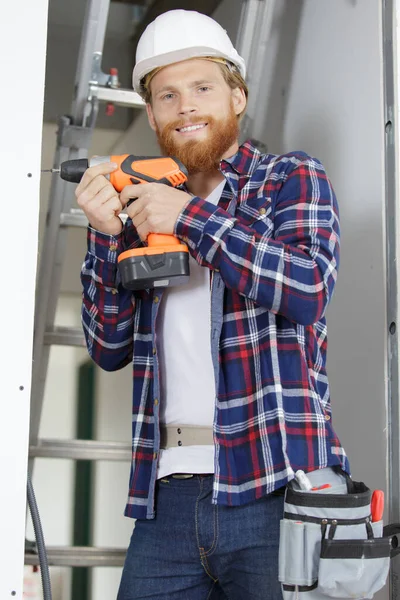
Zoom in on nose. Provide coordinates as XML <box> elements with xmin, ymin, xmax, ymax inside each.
<box><xmin>177</xmin><ymin>91</ymin><xmax>197</xmax><ymax>116</ymax></box>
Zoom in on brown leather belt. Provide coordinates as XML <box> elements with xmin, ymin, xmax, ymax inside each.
<box><xmin>160</xmin><ymin>425</ymin><xmax>214</xmax><ymax>449</ymax></box>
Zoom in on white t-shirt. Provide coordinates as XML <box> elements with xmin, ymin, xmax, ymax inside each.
<box><xmin>156</xmin><ymin>179</ymin><xmax>226</xmax><ymax>479</ymax></box>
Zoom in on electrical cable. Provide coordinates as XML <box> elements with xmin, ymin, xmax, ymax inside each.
<box><xmin>26</xmin><ymin>474</ymin><xmax>52</xmax><ymax>600</ymax></box>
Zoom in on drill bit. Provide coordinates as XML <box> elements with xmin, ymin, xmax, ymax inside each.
<box><xmin>41</xmin><ymin>168</ymin><xmax>60</xmax><ymax>173</ymax></box>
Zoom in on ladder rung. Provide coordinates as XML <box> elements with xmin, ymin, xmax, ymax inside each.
<box><xmin>90</xmin><ymin>85</ymin><xmax>145</xmax><ymax>108</ymax></box>
<box><xmin>29</xmin><ymin>439</ymin><xmax>131</xmax><ymax>461</ymax></box>
<box><xmin>60</xmin><ymin>208</ymin><xmax>127</xmax><ymax>228</ymax></box>
<box><xmin>44</xmin><ymin>326</ymin><xmax>86</xmax><ymax>347</ymax></box>
<box><xmin>60</xmin><ymin>209</ymin><xmax>88</xmax><ymax>228</ymax></box>
<box><xmin>25</xmin><ymin>545</ymin><xmax>126</xmax><ymax>567</ymax></box>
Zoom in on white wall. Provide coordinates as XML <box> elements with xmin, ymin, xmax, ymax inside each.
<box><xmin>0</xmin><ymin>1</ymin><xmax>49</xmax><ymax>598</ymax></box>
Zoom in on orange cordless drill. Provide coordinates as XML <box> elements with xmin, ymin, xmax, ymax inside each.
<box><xmin>48</xmin><ymin>155</ymin><xmax>190</xmax><ymax>290</ymax></box>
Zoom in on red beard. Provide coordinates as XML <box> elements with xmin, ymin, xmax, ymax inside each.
<box><xmin>155</xmin><ymin>103</ymin><xmax>239</xmax><ymax>174</ymax></box>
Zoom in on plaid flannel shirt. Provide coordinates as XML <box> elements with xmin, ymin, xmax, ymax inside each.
<box><xmin>81</xmin><ymin>140</ymin><xmax>349</xmax><ymax>520</ymax></box>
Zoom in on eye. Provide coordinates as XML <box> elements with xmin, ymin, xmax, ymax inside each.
<box><xmin>198</xmin><ymin>86</ymin><xmax>210</xmax><ymax>93</ymax></box>
<box><xmin>161</xmin><ymin>93</ymin><xmax>175</xmax><ymax>101</ymax></box>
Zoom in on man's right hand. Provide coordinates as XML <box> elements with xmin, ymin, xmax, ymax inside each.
<box><xmin>75</xmin><ymin>162</ymin><xmax>124</xmax><ymax>236</ymax></box>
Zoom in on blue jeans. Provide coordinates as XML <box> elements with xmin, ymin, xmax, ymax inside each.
<box><xmin>117</xmin><ymin>474</ymin><xmax>284</xmax><ymax>600</ymax></box>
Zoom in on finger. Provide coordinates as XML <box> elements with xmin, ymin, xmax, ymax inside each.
<box><xmin>76</xmin><ymin>176</ymin><xmax>113</xmax><ymax>207</ymax></box>
<box><xmin>136</xmin><ymin>221</ymin><xmax>150</xmax><ymax>242</ymax></box>
<box><xmin>75</xmin><ymin>162</ymin><xmax>117</xmax><ymax>196</ymax></box>
<box><xmin>95</xmin><ymin>196</ymin><xmax>124</xmax><ymax>221</ymax></box>
<box><xmin>126</xmin><ymin>197</ymin><xmax>147</xmax><ymax>220</ymax></box>
<box><xmin>130</xmin><ymin>211</ymin><xmax>148</xmax><ymax>232</ymax></box>
<box><xmin>85</xmin><ymin>185</ymin><xmax>122</xmax><ymax>212</ymax></box>
<box><xmin>119</xmin><ymin>184</ymin><xmax>146</xmax><ymax>207</ymax></box>
<box><xmin>105</xmin><ymin>194</ymin><xmax>124</xmax><ymax>216</ymax></box>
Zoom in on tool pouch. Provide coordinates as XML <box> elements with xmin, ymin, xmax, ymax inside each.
<box><xmin>278</xmin><ymin>469</ymin><xmax>400</xmax><ymax>599</ymax></box>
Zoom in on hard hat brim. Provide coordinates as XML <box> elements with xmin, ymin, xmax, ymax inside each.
<box><xmin>132</xmin><ymin>47</ymin><xmax>246</xmax><ymax>93</ymax></box>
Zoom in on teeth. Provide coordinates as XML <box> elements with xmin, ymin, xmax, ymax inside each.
<box><xmin>179</xmin><ymin>124</ymin><xmax>206</xmax><ymax>132</ymax></box>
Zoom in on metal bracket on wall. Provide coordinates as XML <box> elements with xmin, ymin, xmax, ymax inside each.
<box><xmin>89</xmin><ymin>50</ymin><xmax>145</xmax><ymax>108</ymax></box>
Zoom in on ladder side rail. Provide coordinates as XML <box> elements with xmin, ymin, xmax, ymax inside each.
<box><xmin>25</xmin><ymin>546</ymin><xmax>126</xmax><ymax>568</ymax></box>
<box><xmin>29</xmin><ymin>119</ymin><xmax>93</xmax><ymax>453</ymax></box>
<box><xmin>72</xmin><ymin>0</ymin><xmax>112</xmax><ymax>125</ymax></box>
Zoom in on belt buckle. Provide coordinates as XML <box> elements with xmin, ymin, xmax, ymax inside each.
<box><xmin>171</xmin><ymin>473</ymin><xmax>194</xmax><ymax>479</ymax></box>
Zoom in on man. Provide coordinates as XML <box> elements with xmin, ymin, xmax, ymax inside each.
<box><xmin>76</xmin><ymin>9</ymin><xmax>349</xmax><ymax>600</ymax></box>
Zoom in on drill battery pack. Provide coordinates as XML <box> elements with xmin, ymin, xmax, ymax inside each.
<box><xmin>118</xmin><ymin>235</ymin><xmax>190</xmax><ymax>290</ymax></box>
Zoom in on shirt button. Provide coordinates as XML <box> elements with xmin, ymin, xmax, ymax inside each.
<box><xmin>111</xmin><ymin>288</ymin><xmax>118</xmax><ymax>295</ymax></box>
<box><xmin>154</xmin><ymin>398</ymin><xmax>159</xmax><ymax>406</ymax></box>
<box><xmin>109</xmin><ymin>244</ymin><xmax>118</xmax><ymax>251</ymax></box>
<box><xmin>154</xmin><ymin>296</ymin><xmax>159</xmax><ymax>303</ymax></box>
<box><xmin>259</xmin><ymin>207</ymin><xmax>267</xmax><ymax>216</ymax></box>
<box><xmin>153</xmin><ymin>452</ymin><xmax>158</xmax><ymax>460</ymax></box>
<box><xmin>325</xmin><ymin>414</ymin><xmax>331</xmax><ymax>421</ymax></box>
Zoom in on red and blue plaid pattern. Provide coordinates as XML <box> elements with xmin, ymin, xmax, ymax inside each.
<box><xmin>81</xmin><ymin>141</ymin><xmax>349</xmax><ymax>519</ymax></box>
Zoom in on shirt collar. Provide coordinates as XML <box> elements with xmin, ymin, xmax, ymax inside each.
<box><xmin>220</xmin><ymin>139</ymin><xmax>262</xmax><ymax>178</ymax></box>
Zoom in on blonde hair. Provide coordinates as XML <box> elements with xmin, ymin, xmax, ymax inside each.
<box><xmin>140</xmin><ymin>57</ymin><xmax>248</xmax><ymax>118</ymax></box>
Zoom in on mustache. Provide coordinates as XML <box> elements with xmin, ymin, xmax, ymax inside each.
<box><xmin>161</xmin><ymin>116</ymin><xmax>213</xmax><ymax>133</ymax></box>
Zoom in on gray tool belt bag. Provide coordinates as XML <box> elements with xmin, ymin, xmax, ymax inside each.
<box><xmin>279</xmin><ymin>468</ymin><xmax>400</xmax><ymax>599</ymax></box>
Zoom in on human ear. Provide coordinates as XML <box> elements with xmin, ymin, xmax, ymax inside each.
<box><xmin>146</xmin><ymin>103</ymin><xmax>157</xmax><ymax>131</ymax></box>
<box><xmin>232</xmin><ymin>87</ymin><xmax>247</xmax><ymax>116</ymax></box>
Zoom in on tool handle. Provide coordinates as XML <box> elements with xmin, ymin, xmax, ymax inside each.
<box><xmin>60</xmin><ymin>158</ymin><xmax>89</xmax><ymax>183</ymax></box>
<box><xmin>110</xmin><ymin>155</ymin><xmax>188</xmax><ymax>192</ymax></box>
<box><xmin>371</xmin><ymin>489</ymin><xmax>385</xmax><ymax>522</ymax></box>
<box><xmin>147</xmin><ymin>234</ymin><xmax>183</xmax><ymax>247</ymax></box>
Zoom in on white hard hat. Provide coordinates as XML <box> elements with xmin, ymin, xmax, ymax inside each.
<box><xmin>132</xmin><ymin>9</ymin><xmax>246</xmax><ymax>94</ymax></box>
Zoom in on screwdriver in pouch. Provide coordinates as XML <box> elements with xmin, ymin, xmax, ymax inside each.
<box><xmin>44</xmin><ymin>155</ymin><xmax>190</xmax><ymax>290</ymax></box>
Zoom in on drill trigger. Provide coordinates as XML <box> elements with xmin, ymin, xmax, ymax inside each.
<box><xmin>126</xmin><ymin>178</ymin><xmax>140</xmax><ymax>207</ymax></box>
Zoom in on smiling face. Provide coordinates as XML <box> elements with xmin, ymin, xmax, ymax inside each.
<box><xmin>146</xmin><ymin>58</ymin><xmax>247</xmax><ymax>173</ymax></box>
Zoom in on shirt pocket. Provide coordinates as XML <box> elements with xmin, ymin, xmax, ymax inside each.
<box><xmin>235</xmin><ymin>197</ymin><xmax>274</xmax><ymax>236</ymax></box>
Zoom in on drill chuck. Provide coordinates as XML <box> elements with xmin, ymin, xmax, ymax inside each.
<box><xmin>59</xmin><ymin>158</ymin><xmax>89</xmax><ymax>183</ymax></box>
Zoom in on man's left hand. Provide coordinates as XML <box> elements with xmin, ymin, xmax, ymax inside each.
<box><xmin>120</xmin><ymin>183</ymin><xmax>192</xmax><ymax>241</ymax></box>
